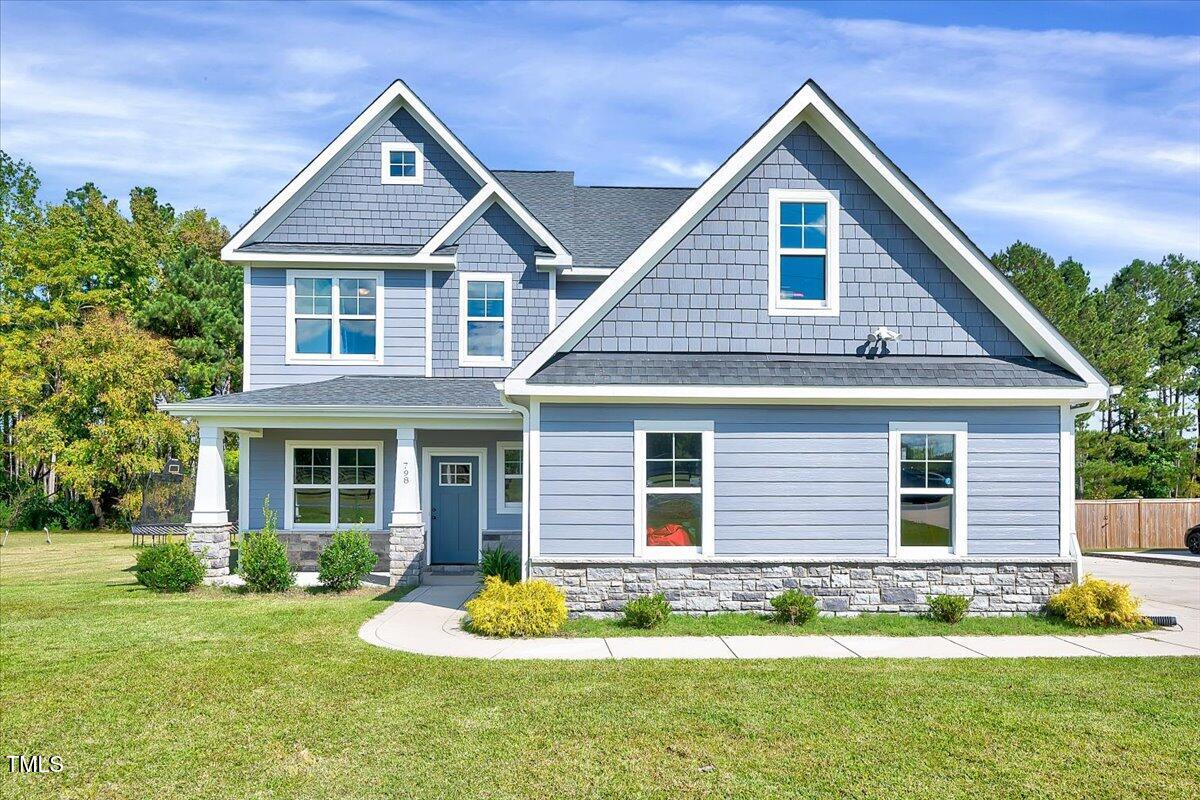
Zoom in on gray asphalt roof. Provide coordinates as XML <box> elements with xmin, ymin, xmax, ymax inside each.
<box><xmin>172</xmin><ymin>376</ymin><xmax>507</xmax><ymax>409</ymax></box>
<box><xmin>494</xmin><ymin>171</ymin><xmax>693</xmax><ymax>268</ymax></box>
<box><xmin>238</xmin><ymin>242</ymin><xmax>457</xmax><ymax>256</ymax></box>
<box><xmin>529</xmin><ymin>353</ymin><xmax>1086</xmax><ymax>387</ymax></box>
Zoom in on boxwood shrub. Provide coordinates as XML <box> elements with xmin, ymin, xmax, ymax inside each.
<box><xmin>927</xmin><ymin>593</ymin><xmax>971</xmax><ymax>624</ymax></box>
<box><xmin>239</xmin><ymin>498</ymin><xmax>294</xmax><ymax>593</ymax></box>
<box><xmin>317</xmin><ymin>528</ymin><xmax>378</xmax><ymax>591</ymax></box>
<box><xmin>134</xmin><ymin>542</ymin><xmax>203</xmax><ymax>593</ymax></box>
<box><xmin>770</xmin><ymin>589</ymin><xmax>819</xmax><ymax>625</ymax></box>
<box><xmin>623</xmin><ymin>594</ymin><xmax>672</xmax><ymax>629</ymax></box>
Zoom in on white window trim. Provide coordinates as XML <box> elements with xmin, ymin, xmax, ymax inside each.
<box><xmin>285</xmin><ymin>269</ymin><xmax>385</xmax><ymax>365</ymax></box>
<box><xmin>458</xmin><ymin>271</ymin><xmax>513</xmax><ymax>367</ymax></box>
<box><xmin>767</xmin><ymin>187</ymin><xmax>840</xmax><ymax>317</ymax></box>
<box><xmin>380</xmin><ymin>142</ymin><xmax>424</xmax><ymax>185</ymax></box>
<box><xmin>888</xmin><ymin>422</ymin><xmax>968</xmax><ymax>558</ymax></box>
<box><xmin>496</xmin><ymin>441</ymin><xmax>523</xmax><ymax>515</ymax></box>
<box><xmin>284</xmin><ymin>440</ymin><xmax>384</xmax><ymax>530</ymax></box>
<box><xmin>633</xmin><ymin>420</ymin><xmax>715</xmax><ymax>558</ymax></box>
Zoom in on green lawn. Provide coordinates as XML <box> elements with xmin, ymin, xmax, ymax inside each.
<box><xmin>561</xmin><ymin>610</ymin><xmax>1131</xmax><ymax>638</ymax></box>
<box><xmin>2</xmin><ymin>532</ymin><xmax>1198</xmax><ymax>799</ymax></box>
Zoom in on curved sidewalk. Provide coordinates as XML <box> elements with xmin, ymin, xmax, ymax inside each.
<box><xmin>358</xmin><ymin>584</ymin><xmax>1200</xmax><ymax>661</ymax></box>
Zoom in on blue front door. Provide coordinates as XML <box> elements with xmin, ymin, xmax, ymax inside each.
<box><xmin>430</xmin><ymin>456</ymin><xmax>479</xmax><ymax>564</ymax></box>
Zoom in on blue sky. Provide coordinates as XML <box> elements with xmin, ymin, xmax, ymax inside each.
<box><xmin>1</xmin><ymin>1</ymin><xmax>1197</xmax><ymax>284</ymax></box>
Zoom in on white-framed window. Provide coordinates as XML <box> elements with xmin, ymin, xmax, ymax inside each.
<box><xmin>439</xmin><ymin>462</ymin><xmax>472</xmax><ymax>486</ymax></box>
<box><xmin>767</xmin><ymin>188</ymin><xmax>840</xmax><ymax>317</ymax></box>
<box><xmin>497</xmin><ymin>442</ymin><xmax>523</xmax><ymax>514</ymax></box>
<box><xmin>458</xmin><ymin>271</ymin><xmax>512</xmax><ymax>367</ymax></box>
<box><xmin>633</xmin><ymin>421</ymin><xmax>715</xmax><ymax>557</ymax></box>
<box><xmin>285</xmin><ymin>269</ymin><xmax>384</xmax><ymax>364</ymax></box>
<box><xmin>285</xmin><ymin>441</ymin><xmax>383</xmax><ymax>529</ymax></box>
<box><xmin>888</xmin><ymin>422</ymin><xmax>968</xmax><ymax>557</ymax></box>
<box><xmin>380</xmin><ymin>142</ymin><xmax>424</xmax><ymax>185</ymax></box>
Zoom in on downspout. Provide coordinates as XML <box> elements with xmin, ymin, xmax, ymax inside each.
<box><xmin>497</xmin><ymin>386</ymin><xmax>531</xmax><ymax>581</ymax></box>
<box><xmin>1066</xmin><ymin>389</ymin><xmax>1117</xmax><ymax>584</ymax></box>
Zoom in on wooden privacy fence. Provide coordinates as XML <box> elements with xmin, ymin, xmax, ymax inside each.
<box><xmin>1076</xmin><ymin>499</ymin><xmax>1200</xmax><ymax>550</ymax></box>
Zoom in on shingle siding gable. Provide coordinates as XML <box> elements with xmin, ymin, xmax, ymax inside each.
<box><xmin>573</xmin><ymin>122</ymin><xmax>1029</xmax><ymax>357</ymax></box>
<box><xmin>261</xmin><ymin>108</ymin><xmax>481</xmax><ymax>246</ymax></box>
<box><xmin>432</xmin><ymin>205</ymin><xmax>550</xmax><ymax>378</ymax></box>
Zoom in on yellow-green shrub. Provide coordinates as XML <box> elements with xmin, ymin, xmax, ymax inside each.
<box><xmin>1046</xmin><ymin>575</ymin><xmax>1144</xmax><ymax>628</ymax></box>
<box><xmin>465</xmin><ymin>576</ymin><xmax>568</xmax><ymax>637</ymax></box>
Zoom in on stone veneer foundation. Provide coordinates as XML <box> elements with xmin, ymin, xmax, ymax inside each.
<box><xmin>275</xmin><ymin>531</ymin><xmax>391</xmax><ymax>572</ymax></box>
<box><xmin>185</xmin><ymin>523</ymin><xmax>234</xmax><ymax>578</ymax></box>
<box><xmin>389</xmin><ymin>525</ymin><xmax>425</xmax><ymax>586</ymax></box>
<box><xmin>529</xmin><ymin>558</ymin><xmax>1077</xmax><ymax>617</ymax></box>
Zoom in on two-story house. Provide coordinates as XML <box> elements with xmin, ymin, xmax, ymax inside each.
<box><xmin>165</xmin><ymin>80</ymin><xmax>1114</xmax><ymax>614</ymax></box>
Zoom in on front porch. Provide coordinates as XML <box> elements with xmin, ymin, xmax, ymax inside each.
<box><xmin>162</xmin><ymin>378</ymin><xmax>527</xmax><ymax>586</ymax></box>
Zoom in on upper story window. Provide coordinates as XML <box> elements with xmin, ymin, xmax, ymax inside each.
<box><xmin>458</xmin><ymin>272</ymin><xmax>512</xmax><ymax>367</ymax></box>
<box><xmin>634</xmin><ymin>422</ymin><xmax>714</xmax><ymax>557</ymax></box>
<box><xmin>381</xmin><ymin>142</ymin><xmax>423</xmax><ymax>185</ymax></box>
<box><xmin>767</xmin><ymin>188</ymin><xmax>840</xmax><ymax>317</ymax></box>
<box><xmin>287</xmin><ymin>270</ymin><xmax>384</xmax><ymax>364</ymax></box>
<box><xmin>889</xmin><ymin>423</ymin><xmax>968</xmax><ymax>557</ymax></box>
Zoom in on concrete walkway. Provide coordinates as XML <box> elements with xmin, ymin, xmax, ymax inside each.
<box><xmin>358</xmin><ymin>583</ymin><xmax>1200</xmax><ymax>661</ymax></box>
<box><xmin>1088</xmin><ymin>550</ymin><xmax>1199</xmax><ymax>568</ymax></box>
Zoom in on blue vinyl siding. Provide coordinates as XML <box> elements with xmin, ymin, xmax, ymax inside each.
<box><xmin>247</xmin><ymin>267</ymin><xmax>425</xmax><ymax>390</ymax></box>
<box><xmin>537</xmin><ymin>404</ymin><xmax>1059</xmax><ymax>558</ymax></box>
<box><xmin>555</xmin><ymin>279</ymin><xmax>602</xmax><ymax>326</ymax></box>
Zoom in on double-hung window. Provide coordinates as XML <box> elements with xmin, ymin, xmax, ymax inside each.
<box><xmin>458</xmin><ymin>272</ymin><xmax>512</xmax><ymax>367</ymax></box>
<box><xmin>287</xmin><ymin>442</ymin><xmax>383</xmax><ymax>529</ymax></box>
<box><xmin>634</xmin><ymin>422</ymin><xmax>714</xmax><ymax>557</ymax></box>
<box><xmin>380</xmin><ymin>142</ymin><xmax>423</xmax><ymax>184</ymax></box>
<box><xmin>768</xmin><ymin>188</ymin><xmax>839</xmax><ymax>316</ymax></box>
<box><xmin>497</xmin><ymin>442</ymin><xmax>523</xmax><ymax>514</ymax></box>
<box><xmin>287</xmin><ymin>270</ymin><xmax>383</xmax><ymax>363</ymax></box>
<box><xmin>889</xmin><ymin>423</ymin><xmax>967</xmax><ymax>556</ymax></box>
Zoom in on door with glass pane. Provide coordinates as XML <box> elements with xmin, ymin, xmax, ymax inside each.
<box><xmin>430</xmin><ymin>456</ymin><xmax>479</xmax><ymax>564</ymax></box>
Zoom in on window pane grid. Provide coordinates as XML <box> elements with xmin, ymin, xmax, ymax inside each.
<box><xmin>463</xmin><ymin>278</ymin><xmax>507</xmax><ymax>359</ymax></box>
<box><xmin>291</xmin><ymin>446</ymin><xmax>377</xmax><ymax>526</ymax></box>
<box><xmin>897</xmin><ymin>432</ymin><xmax>956</xmax><ymax>549</ymax></box>
<box><xmin>644</xmin><ymin>432</ymin><xmax>704</xmax><ymax>548</ymax></box>
<box><xmin>388</xmin><ymin>149</ymin><xmax>416</xmax><ymax>177</ymax></box>
<box><xmin>292</xmin><ymin>274</ymin><xmax>378</xmax><ymax>358</ymax></box>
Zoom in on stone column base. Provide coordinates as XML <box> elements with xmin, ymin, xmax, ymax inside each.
<box><xmin>185</xmin><ymin>523</ymin><xmax>234</xmax><ymax>578</ymax></box>
<box><xmin>389</xmin><ymin>525</ymin><xmax>425</xmax><ymax>587</ymax></box>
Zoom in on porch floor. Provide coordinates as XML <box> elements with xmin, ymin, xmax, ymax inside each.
<box><xmin>358</xmin><ymin>585</ymin><xmax>1200</xmax><ymax>661</ymax></box>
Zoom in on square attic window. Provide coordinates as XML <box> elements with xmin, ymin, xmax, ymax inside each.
<box><xmin>381</xmin><ymin>143</ymin><xmax>423</xmax><ymax>185</ymax></box>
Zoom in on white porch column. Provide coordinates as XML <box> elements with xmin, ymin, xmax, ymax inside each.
<box><xmin>390</xmin><ymin>427</ymin><xmax>422</xmax><ymax>527</ymax></box>
<box><xmin>187</xmin><ymin>423</ymin><xmax>231</xmax><ymax>578</ymax></box>
<box><xmin>388</xmin><ymin>426</ymin><xmax>425</xmax><ymax>586</ymax></box>
<box><xmin>192</xmin><ymin>424</ymin><xmax>228</xmax><ymax>525</ymax></box>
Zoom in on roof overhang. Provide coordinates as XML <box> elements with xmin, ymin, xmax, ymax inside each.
<box><xmin>505</xmin><ymin>80</ymin><xmax>1110</xmax><ymax>395</ymax></box>
<box><xmin>160</xmin><ymin>402</ymin><xmax>520</xmax><ymax>430</ymax></box>
<box><xmin>222</xmin><ymin>80</ymin><xmax>572</xmax><ymax>267</ymax></box>
<box><xmin>503</xmin><ymin>380</ymin><xmax>1111</xmax><ymax>405</ymax></box>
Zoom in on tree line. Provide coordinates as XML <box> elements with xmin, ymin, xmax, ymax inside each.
<box><xmin>0</xmin><ymin>151</ymin><xmax>1196</xmax><ymax>527</ymax></box>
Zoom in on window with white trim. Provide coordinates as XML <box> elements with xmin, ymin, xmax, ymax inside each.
<box><xmin>439</xmin><ymin>462</ymin><xmax>472</xmax><ymax>486</ymax></box>
<box><xmin>289</xmin><ymin>444</ymin><xmax>381</xmax><ymax>528</ymax></box>
<box><xmin>890</xmin><ymin>424</ymin><xmax>967</xmax><ymax>556</ymax></box>
<box><xmin>768</xmin><ymin>188</ymin><xmax>840</xmax><ymax>316</ymax></box>
<box><xmin>497</xmin><ymin>443</ymin><xmax>522</xmax><ymax>513</ymax></box>
<box><xmin>635</xmin><ymin>423</ymin><xmax>714</xmax><ymax>556</ymax></box>
<box><xmin>458</xmin><ymin>272</ymin><xmax>511</xmax><ymax>367</ymax></box>
<box><xmin>381</xmin><ymin>142</ymin><xmax>423</xmax><ymax>184</ymax></box>
<box><xmin>288</xmin><ymin>271</ymin><xmax>382</xmax><ymax>362</ymax></box>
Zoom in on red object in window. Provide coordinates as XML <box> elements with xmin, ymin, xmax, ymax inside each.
<box><xmin>647</xmin><ymin>523</ymin><xmax>692</xmax><ymax>547</ymax></box>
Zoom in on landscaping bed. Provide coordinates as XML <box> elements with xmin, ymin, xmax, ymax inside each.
<box><xmin>2</xmin><ymin>531</ymin><xmax>1198</xmax><ymax>800</ymax></box>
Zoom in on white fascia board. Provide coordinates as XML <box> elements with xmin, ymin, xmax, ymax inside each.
<box><xmin>501</xmin><ymin>380</ymin><xmax>1109</xmax><ymax>404</ymax></box>
<box><xmin>225</xmin><ymin>252</ymin><xmax>456</xmax><ymax>268</ymax></box>
<box><xmin>558</xmin><ymin>266</ymin><xmax>615</xmax><ymax>279</ymax></box>
<box><xmin>507</xmin><ymin>81</ymin><xmax>1108</xmax><ymax>389</ymax></box>
<box><xmin>419</xmin><ymin>188</ymin><xmax>496</xmax><ymax>256</ymax></box>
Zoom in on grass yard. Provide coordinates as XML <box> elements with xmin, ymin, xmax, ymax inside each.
<box><xmin>2</xmin><ymin>532</ymin><xmax>1198</xmax><ymax>799</ymax></box>
<box><xmin>560</xmin><ymin>610</ymin><xmax>1132</xmax><ymax>638</ymax></box>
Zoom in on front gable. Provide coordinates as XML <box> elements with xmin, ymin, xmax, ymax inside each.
<box><xmin>573</xmin><ymin>122</ymin><xmax>1028</xmax><ymax>358</ymax></box>
<box><xmin>508</xmin><ymin>81</ymin><xmax>1108</xmax><ymax>392</ymax></box>
<box><xmin>261</xmin><ymin>108</ymin><xmax>481</xmax><ymax>246</ymax></box>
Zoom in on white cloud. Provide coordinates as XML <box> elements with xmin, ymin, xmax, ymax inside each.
<box><xmin>642</xmin><ymin>156</ymin><xmax>715</xmax><ymax>181</ymax></box>
<box><xmin>283</xmin><ymin>48</ymin><xmax>367</xmax><ymax>77</ymax></box>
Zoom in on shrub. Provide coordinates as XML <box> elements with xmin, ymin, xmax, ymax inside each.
<box><xmin>133</xmin><ymin>542</ymin><xmax>204</xmax><ymax>593</ymax></box>
<box><xmin>479</xmin><ymin>546</ymin><xmax>521</xmax><ymax>584</ymax></box>
<box><xmin>623</xmin><ymin>593</ymin><xmax>672</xmax><ymax>629</ymax></box>
<box><xmin>1047</xmin><ymin>575</ymin><xmax>1143</xmax><ymax>628</ymax></box>
<box><xmin>927</xmin><ymin>593</ymin><xmax>971</xmax><ymax>624</ymax></box>
<box><xmin>317</xmin><ymin>528</ymin><xmax>378</xmax><ymax>591</ymax></box>
<box><xmin>465</xmin><ymin>576</ymin><xmax>567</xmax><ymax>637</ymax></box>
<box><xmin>239</xmin><ymin>497</ymin><xmax>294</xmax><ymax>593</ymax></box>
<box><xmin>770</xmin><ymin>589</ymin><xmax>819</xmax><ymax>625</ymax></box>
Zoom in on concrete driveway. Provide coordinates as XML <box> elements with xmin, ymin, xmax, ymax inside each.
<box><xmin>1082</xmin><ymin>555</ymin><xmax>1200</xmax><ymax>650</ymax></box>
